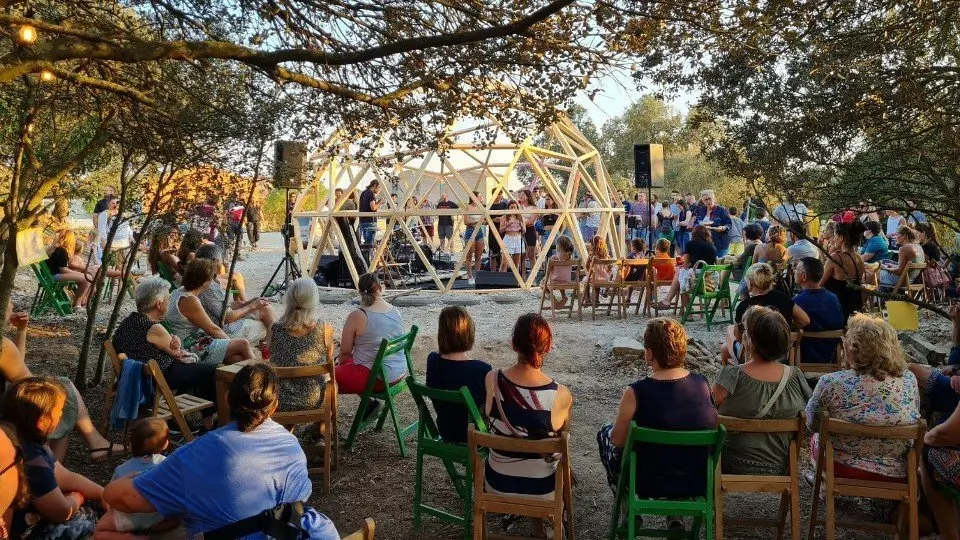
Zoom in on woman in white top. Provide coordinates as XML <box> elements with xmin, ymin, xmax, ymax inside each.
<box><xmin>519</xmin><ymin>189</ymin><xmax>539</xmax><ymax>280</ymax></box>
<box><xmin>879</xmin><ymin>225</ymin><xmax>925</xmax><ymax>289</ymax></box>
<box><xmin>336</xmin><ymin>273</ymin><xmax>407</xmax><ymax>410</ymax></box>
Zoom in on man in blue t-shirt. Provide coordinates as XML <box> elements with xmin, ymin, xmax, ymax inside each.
<box><xmin>792</xmin><ymin>257</ymin><xmax>845</xmax><ymax>363</ymax></box>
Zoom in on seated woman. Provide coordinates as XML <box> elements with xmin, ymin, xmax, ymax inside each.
<box><xmin>164</xmin><ymin>259</ymin><xmax>254</xmax><ymax>365</ymax></box>
<box><xmin>654</xmin><ymin>225</ymin><xmax>716</xmax><ymax>310</ymax></box>
<box><xmin>722</xmin><ymin>263</ymin><xmax>810</xmax><ymax>365</ymax></box>
<box><xmin>820</xmin><ymin>221</ymin><xmax>865</xmax><ymax>319</ymax></box>
<box><xmin>907</xmin><ymin>304</ymin><xmax>960</xmax><ymax>422</ymax></box>
<box><xmin>0</xmin><ymin>303</ymin><xmax>123</xmax><ymax>462</ymax></box>
<box><xmin>102</xmin><ymin>364</ymin><xmax>340</xmax><ymax>539</ymax></box>
<box><xmin>266</xmin><ymin>277</ymin><xmax>327</xmax><ymax>412</ymax></box>
<box><xmin>597</xmin><ymin>318</ymin><xmax>716</xmax><ymax>506</ymax></box>
<box><xmin>147</xmin><ymin>227</ymin><xmax>181</xmax><ymax>284</ymax></box>
<box><xmin>914</xmin><ymin>222</ymin><xmax>942</xmax><ymax>263</ymax></box>
<box><xmin>921</xmin><ymin>400</ymin><xmax>960</xmax><ymax>539</ymax></box>
<box><xmin>337</xmin><ymin>273</ymin><xmax>407</xmax><ymax>416</ymax></box>
<box><xmin>425</xmin><ymin>307</ymin><xmax>492</xmax><ymax>444</ymax></box>
<box><xmin>3</xmin><ymin>378</ymin><xmax>105</xmax><ymax>539</ymax></box>
<box><xmin>713</xmin><ymin>306</ymin><xmax>812</xmax><ymax>475</ymax></box>
<box><xmin>484</xmin><ymin>313</ymin><xmax>572</xmax><ymax>537</ymax></box>
<box><xmin>879</xmin><ymin>225</ymin><xmax>925</xmax><ymax>290</ymax></box>
<box><xmin>45</xmin><ymin>230</ymin><xmax>93</xmax><ymax>309</ymax></box>
<box><xmin>755</xmin><ymin>224</ymin><xmax>788</xmax><ymax>266</ymax></box>
<box><xmin>194</xmin><ymin>244</ymin><xmax>274</xmax><ymax>347</ymax></box>
<box><xmin>175</xmin><ymin>229</ymin><xmax>205</xmax><ymax>276</ymax></box>
<box><xmin>806</xmin><ymin>314</ymin><xmax>921</xmax><ymax>481</ymax></box>
<box><xmin>114</xmin><ymin>276</ymin><xmax>220</xmax><ymax>428</ymax></box>
<box><xmin>545</xmin><ymin>236</ymin><xmax>576</xmax><ymax>309</ymax></box>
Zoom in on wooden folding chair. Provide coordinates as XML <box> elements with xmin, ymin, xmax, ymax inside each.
<box><xmin>717</xmin><ymin>414</ymin><xmax>804</xmax><ymax>540</ymax></box>
<box><xmin>808</xmin><ymin>415</ymin><xmax>926</xmax><ymax>540</ymax></box>
<box><xmin>538</xmin><ymin>258</ymin><xmax>583</xmax><ymax>321</ymax></box>
<box><xmin>100</xmin><ymin>341</ymin><xmax>214</xmax><ymax>444</ymax></box>
<box><xmin>272</xmin><ymin>323</ymin><xmax>339</xmax><ymax>494</ymax></box>
<box><xmin>619</xmin><ymin>258</ymin><xmax>650</xmax><ymax>316</ymax></box>
<box><xmin>646</xmin><ymin>262</ymin><xmax>679</xmax><ymax>317</ymax></box>
<box><xmin>585</xmin><ymin>258</ymin><xmax>624</xmax><ymax>320</ymax></box>
<box><xmin>888</xmin><ymin>262</ymin><xmax>928</xmax><ymax>302</ymax></box>
<box><xmin>861</xmin><ymin>262</ymin><xmax>880</xmax><ymax>312</ymax></box>
<box><xmin>341</xmin><ymin>518</ymin><xmax>376</xmax><ymax>540</ymax></box>
<box><xmin>468</xmin><ymin>424</ymin><xmax>574</xmax><ymax>540</ymax></box>
<box><xmin>345</xmin><ymin>325</ymin><xmax>419</xmax><ymax>457</ymax></box>
<box><xmin>790</xmin><ymin>329</ymin><xmax>845</xmax><ymax>374</ymax></box>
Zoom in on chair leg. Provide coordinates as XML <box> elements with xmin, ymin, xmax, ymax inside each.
<box><xmin>385</xmin><ymin>393</ymin><xmax>408</xmax><ymax>457</ymax></box>
<box><xmin>908</xmin><ymin>497</ymin><xmax>919</xmax><ymax>540</ymax></box>
<box><xmin>345</xmin><ymin>394</ymin><xmax>372</xmax><ymax>451</ymax></box>
<box><xmin>790</xmin><ymin>486</ymin><xmax>800</xmax><ymax>540</ymax></box>
<box><xmin>825</xmin><ymin>467</ymin><xmax>836</xmax><ymax>540</ymax></box>
<box><xmin>714</xmin><ymin>478</ymin><xmax>724</xmax><ymax>540</ymax></box>
<box><xmin>473</xmin><ymin>506</ymin><xmax>485</xmax><ymax>540</ymax></box>
<box><xmin>807</xmin><ymin>472</ymin><xmax>822</xmax><ymax>540</ymax></box>
<box><xmin>413</xmin><ymin>446</ymin><xmax>424</xmax><ymax>528</ymax></box>
<box><xmin>774</xmin><ymin>492</ymin><xmax>789</xmax><ymax>540</ymax></box>
<box><xmin>322</xmin><ymin>416</ymin><xmax>332</xmax><ymax>495</ymax></box>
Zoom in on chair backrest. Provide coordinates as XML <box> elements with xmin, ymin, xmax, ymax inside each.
<box><xmin>619</xmin><ymin>258</ymin><xmax>649</xmax><ymax>286</ymax></box>
<box><xmin>791</xmin><ymin>329</ymin><xmax>845</xmax><ymax>372</ymax></box>
<box><xmin>31</xmin><ymin>261</ymin><xmax>56</xmax><ymax>286</ymax></box>
<box><xmin>622</xmin><ymin>422</ymin><xmax>726</xmax><ymax>500</ymax></box>
<box><xmin>588</xmin><ymin>258</ymin><xmax>621</xmax><ymax>284</ymax></box>
<box><xmin>408</xmin><ymin>378</ymin><xmax>488</xmax><ymax>440</ymax></box>
<box><xmin>103</xmin><ymin>340</ymin><xmax>124</xmax><ymax>380</ymax></box>
<box><xmin>143</xmin><ymin>358</ymin><xmax>193</xmax><ymax>441</ymax></box>
<box><xmin>718</xmin><ymin>414</ymin><xmax>804</xmax><ymax>437</ymax></box>
<box><xmin>544</xmin><ymin>258</ymin><xmax>582</xmax><ymax>286</ymax></box>
<box><xmin>695</xmin><ymin>264</ymin><xmax>733</xmax><ymax>298</ymax></box>
<box><xmin>820</xmin><ymin>415</ymin><xmax>925</xmax><ymax>443</ymax></box>
<box><xmin>371</xmin><ymin>325</ymin><xmax>419</xmax><ymax>383</ymax></box>
<box><xmin>340</xmin><ymin>517</ymin><xmax>376</xmax><ymax>540</ymax></box>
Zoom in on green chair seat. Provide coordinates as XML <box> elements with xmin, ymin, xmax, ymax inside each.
<box><xmin>30</xmin><ymin>262</ymin><xmax>74</xmax><ymax>317</ymax></box>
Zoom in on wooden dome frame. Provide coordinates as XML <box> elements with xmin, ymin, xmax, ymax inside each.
<box><xmin>291</xmin><ymin>115</ymin><xmax>626</xmax><ymax>291</ymax></box>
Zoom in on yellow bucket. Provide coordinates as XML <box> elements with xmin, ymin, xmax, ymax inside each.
<box><xmin>884</xmin><ymin>301</ymin><xmax>919</xmax><ymax>331</ymax></box>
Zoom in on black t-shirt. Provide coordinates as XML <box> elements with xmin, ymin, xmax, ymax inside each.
<box><xmin>45</xmin><ymin>246</ymin><xmax>69</xmax><ymax>275</ymax></box>
<box><xmin>735</xmin><ymin>290</ymin><xmax>795</xmax><ymax>327</ymax></box>
<box><xmin>436</xmin><ymin>200</ymin><xmax>458</xmax><ymax>226</ymax></box>
<box><xmin>359</xmin><ymin>189</ymin><xmax>377</xmax><ymax>223</ymax></box>
<box><xmin>542</xmin><ymin>213</ymin><xmax>558</xmax><ymax>227</ymax></box>
<box><xmin>425</xmin><ymin>352</ymin><xmax>492</xmax><ymax>444</ymax></box>
<box><xmin>94</xmin><ymin>198</ymin><xmax>110</xmax><ymax>214</ymax></box>
<box><xmin>684</xmin><ymin>238</ymin><xmax>717</xmax><ymax>266</ymax></box>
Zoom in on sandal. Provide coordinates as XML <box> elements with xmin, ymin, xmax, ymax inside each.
<box><xmin>89</xmin><ymin>442</ymin><xmax>128</xmax><ymax>462</ymax></box>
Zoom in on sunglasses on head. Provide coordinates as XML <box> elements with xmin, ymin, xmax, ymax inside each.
<box><xmin>0</xmin><ymin>446</ymin><xmax>22</xmax><ymax>477</ymax></box>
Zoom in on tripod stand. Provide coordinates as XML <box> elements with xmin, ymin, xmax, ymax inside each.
<box><xmin>262</xmin><ymin>190</ymin><xmax>302</xmax><ymax>297</ymax></box>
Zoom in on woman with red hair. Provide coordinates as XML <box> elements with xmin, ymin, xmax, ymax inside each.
<box><xmin>482</xmin><ymin>313</ymin><xmax>573</xmax><ymax>537</ymax></box>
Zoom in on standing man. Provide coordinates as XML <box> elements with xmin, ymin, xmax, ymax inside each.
<box><xmin>358</xmin><ymin>180</ymin><xmax>381</xmax><ymax>246</ymax></box>
<box><xmin>245</xmin><ymin>190</ymin><xmax>264</xmax><ymax>250</ymax></box>
<box><xmin>772</xmin><ymin>194</ymin><xmax>808</xmax><ymax>227</ymax></box>
<box><xmin>488</xmin><ymin>191</ymin><xmax>508</xmax><ymax>270</ymax></box>
<box><xmin>435</xmin><ymin>192</ymin><xmax>459</xmax><ymax>254</ymax></box>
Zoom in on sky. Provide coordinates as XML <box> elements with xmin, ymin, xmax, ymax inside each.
<box><xmin>574</xmin><ymin>69</ymin><xmax>696</xmax><ymax>129</ymax></box>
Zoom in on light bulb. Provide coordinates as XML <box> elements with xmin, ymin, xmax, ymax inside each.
<box><xmin>40</xmin><ymin>70</ymin><xmax>54</xmax><ymax>82</ymax></box>
<box><xmin>18</xmin><ymin>25</ymin><xmax>37</xmax><ymax>44</ymax></box>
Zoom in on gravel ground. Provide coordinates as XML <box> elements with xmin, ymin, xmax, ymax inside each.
<box><xmin>11</xmin><ymin>232</ymin><xmax>944</xmax><ymax>539</ymax></box>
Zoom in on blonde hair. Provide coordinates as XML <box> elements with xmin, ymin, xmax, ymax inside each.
<box><xmin>280</xmin><ymin>277</ymin><xmax>320</xmax><ymax>331</ymax></box>
<box><xmin>844</xmin><ymin>314</ymin><xmax>906</xmax><ymax>380</ymax></box>
<box><xmin>896</xmin><ymin>225</ymin><xmax>917</xmax><ymax>244</ymax></box>
<box><xmin>745</xmin><ymin>262</ymin><xmax>776</xmax><ymax>292</ymax></box>
<box><xmin>58</xmin><ymin>230</ymin><xmax>77</xmax><ymax>257</ymax></box>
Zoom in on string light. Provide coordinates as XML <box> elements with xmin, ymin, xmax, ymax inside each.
<box><xmin>40</xmin><ymin>70</ymin><xmax>54</xmax><ymax>81</ymax></box>
<box><xmin>17</xmin><ymin>24</ymin><xmax>37</xmax><ymax>44</ymax></box>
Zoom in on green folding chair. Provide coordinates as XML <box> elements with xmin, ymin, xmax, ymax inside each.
<box><xmin>729</xmin><ymin>255</ymin><xmax>752</xmax><ymax>314</ymax></box>
<box><xmin>609</xmin><ymin>422</ymin><xmax>726</xmax><ymax>540</ymax></box>
<box><xmin>345</xmin><ymin>325</ymin><xmax>419</xmax><ymax>457</ymax></box>
<box><xmin>408</xmin><ymin>379</ymin><xmax>488</xmax><ymax>538</ymax></box>
<box><xmin>681</xmin><ymin>264</ymin><xmax>733</xmax><ymax>331</ymax></box>
<box><xmin>30</xmin><ymin>261</ymin><xmax>74</xmax><ymax>317</ymax></box>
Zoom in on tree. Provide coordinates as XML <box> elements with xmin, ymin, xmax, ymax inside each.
<box><xmin>1</xmin><ymin>1</ymin><xmax>616</xmax><ymax>147</ymax></box>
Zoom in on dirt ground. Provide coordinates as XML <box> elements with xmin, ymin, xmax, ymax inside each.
<box><xmin>12</xmin><ymin>232</ymin><xmax>942</xmax><ymax>539</ymax></box>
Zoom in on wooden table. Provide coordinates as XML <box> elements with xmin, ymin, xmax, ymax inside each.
<box><xmin>215</xmin><ymin>359</ymin><xmax>259</xmax><ymax>423</ymax></box>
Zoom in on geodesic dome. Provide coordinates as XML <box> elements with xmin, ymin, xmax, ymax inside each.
<box><xmin>291</xmin><ymin>115</ymin><xmax>625</xmax><ymax>291</ymax></box>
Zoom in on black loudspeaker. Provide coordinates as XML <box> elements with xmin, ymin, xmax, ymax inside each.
<box><xmin>474</xmin><ymin>271</ymin><xmax>519</xmax><ymax>289</ymax></box>
<box><xmin>633</xmin><ymin>143</ymin><xmax>665</xmax><ymax>188</ymax></box>
<box><xmin>273</xmin><ymin>141</ymin><xmax>308</xmax><ymax>189</ymax></box>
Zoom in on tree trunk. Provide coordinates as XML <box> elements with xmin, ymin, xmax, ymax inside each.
<box><xmin>220</xmin><ymin>146</ymin><xmax>264</xmax><ymax>326</ymax></box>
<box><xmin>0</xmin><ymin>222</ymin><xmax>20</xmax><ymax>340</ymax></box>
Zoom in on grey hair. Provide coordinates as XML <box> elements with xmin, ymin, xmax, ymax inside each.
<box><xmin>135</xmin><ymin>276</ymin><xmax>171</xmax><ymax>313</ymax></box>
<box><xmin>195</xmin><ymin>243</ymin><xmax>224</xmax><ymax>264</ymax></box>
<box><xmin>280</xmin><ymin>277</ymin><xmax>320</xmax><ymax>330</ymax></box>
<box><xmin>700</xmin><ymin>189</ymin><xmax>716</xmax><ymax>199</ymax></box>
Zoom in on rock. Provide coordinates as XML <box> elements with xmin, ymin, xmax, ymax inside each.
<box><xmin>441</xmin><ymin>294</ymin><xmax>484</xmax><ymax>306</ymax></box>
<box><xmin>612</xmin><ymin>337</ymin><xmax>644</xmax><ymax>359</ymax></box>
<box><xmin>901</xmin><ymin>333</ymin><xmax>949</xmax><ymax>365</ymax></box>
<box><xmin>491</xmin><ymin>294</ymin><xmax>523</xmax><ymax>304</ymax></box>
<box><xmin>393</xmin><ymin>295</ymin><xmax>436</xmax><ymax>307</ymax></box>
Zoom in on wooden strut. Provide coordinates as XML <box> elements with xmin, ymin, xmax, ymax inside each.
<box><xmin>294</xmin><ymin>115</ymin><xmax>626</xmax><ymax>292</ymax></box>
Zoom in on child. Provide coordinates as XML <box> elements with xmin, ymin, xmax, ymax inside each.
<box><xmin>94</xmin><ymin>418</ymin><xmax>170</xmax><ymax>538</ymax></box>
<box><xmin>584</xmin><ymin>235</ymin><xmax>611</xmax><ymax>305</ymax></box>
<box><xmin>652</xmin><ymin>238</ymin><xmax>677</xmax><ymax>282</ymax></box>
<box><xmin>627</xmin><ymin>238</ymin><xmax>647</xmax><ymax>260</ymax></box>
<box><xmin>499</xmin><ymin>202</ymin><xmax>526</xmax><ymax>273</ymax></box>
<box><xmin>546</xmin><ymin>236</ymin><xmax>576</xmax><ymax>308</ymax></box>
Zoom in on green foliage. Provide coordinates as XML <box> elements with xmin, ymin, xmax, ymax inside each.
<box><xmin>262</xmin><ymin>187</ymin><xmax>328</xmax><ymax>231</ymax></box>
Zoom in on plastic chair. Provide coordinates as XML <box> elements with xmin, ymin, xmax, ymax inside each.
<box><xmin>808</xmin><ymin>415</ymin><xmax>926</xmax><ymax>540</ymax></box>
<box><xmin>30</xmin><ymin>261</ymin><xmax>74</xmax><ymax>317</ymax></box>
<box><xmin>468</xmin><ymin>424</ymin><xmax>574</xmax><ymax>540</ymax></box>
<box><xmin>408</xmin><ymin>379</ymin><xmax>488</xmax><ymax>538</ymax></box>
<box><xmin>538</xmin><ymin>258</ymin><xmax>583</xmax><ymax>320</ymax></box>
<box><xmin>609</xmin><ymin>422</ymin><xmax>726</xmax><ymax>539</ymax></box>
<box><xmin>717</xmin><ymin>415</ymin><xmax>804</xmax><ymax>540</ymax></box>
<box><xmin>345</xmin><ymin>325</ymin><xmax>419</xmax><ymax>457</ymax></box>
<box><xmin>681</xmin><ymin>264</ymin><xmax>733</xmax><ymax>331</ymax></box>
<box><xmin>272</xmin><ymin>323</ymin><xmax>339</xmax><ymax>494</ymax></box>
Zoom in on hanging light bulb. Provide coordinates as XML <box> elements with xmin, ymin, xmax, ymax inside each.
<box><xmin>17</xmin><ymin>24</ymin><xmax>37</xmax><ymax>44</ymax></box>
<box><xmin>40</xmin><ymin>70</ymin><xmax>54</xmax><ymax>81</ymax></box>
